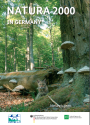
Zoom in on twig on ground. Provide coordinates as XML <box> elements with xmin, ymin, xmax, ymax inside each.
<box><xmin>47</xmin><ymin>95</ymin><xmax>60</xmax><ymax>108</ymax></box>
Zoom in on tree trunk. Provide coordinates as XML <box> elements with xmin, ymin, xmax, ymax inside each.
<box><xmin>10</xmin><ymin>53</ymin><xmax>13</xmax><ymax>72</ymax></box>
<box><xmin>5</xmin><ymin>11</ymin><xmax>7</xmax><ymax>73</ymax></box>
<box><xmin>37</xmin><ymin>57</ymin><xmax>39</xmax><ymax>67</ymax></box>
<box><xmin>29</xmin><ymin>0</ymin><xmax>35</xmax><ymax>70</ymax></box>
<box><xmin>26</xmin><ymin>3</ymin><xmax>30</xmax><ymax>71</ymax></box>
<box><xmin>60</xmin><ymin>0</ymin><xmax>89</xmax><ymax>106</ymax></box>
<box><xmin>30</xmin><ymin>24</ymin><xmax>34</xmax><ymax>70</ymax></box>
<box><xmin>25</xmin><ymin>56</ymin><xmax>27</xmax><ymax>71</ymax></box>
<box><xmin>13</xmin><ymin>47</ymin><xmax>16</xmax><ymax>72</ymax></box>
<box><xmin>50</xmin><ymin>27</ymin><xmax>55</xmax><ymax>67</ymax></box>
<box><xmin>13</xmin><ymin>32</ymin><xmax>17</xmax><ymax>72</ymax></box>
<box><xmin>57</xmin><ymin>47</ymin><xmax>61</xmax><ymax>61</ymax></box>
<box><xmin>26</xmin><ymin>28</ymin><xmax>30</xmax><ymax>71</ymax></box>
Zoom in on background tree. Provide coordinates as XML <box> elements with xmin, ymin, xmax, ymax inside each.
<box><xmin>60</xmin><ymin>0</ymin><xmax>89</xmax><ymax>106</ymax></box>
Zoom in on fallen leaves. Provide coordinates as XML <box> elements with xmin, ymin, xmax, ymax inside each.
<box><xmin>0</xmin><ymin>92</ymin><xmax>34</xmax><ymax>111</ymax></box>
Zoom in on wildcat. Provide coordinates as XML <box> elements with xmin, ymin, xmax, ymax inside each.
<box><xmin>35</xmin><ymin>79</ymin><xmax>48</xmax><ymax>100</ymax></box>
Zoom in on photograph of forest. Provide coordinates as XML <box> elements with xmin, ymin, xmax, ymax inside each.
<box><xmin>0</xmin><ymin>0</ymin><xmax>89</xmax><ymax>112</ymax></box>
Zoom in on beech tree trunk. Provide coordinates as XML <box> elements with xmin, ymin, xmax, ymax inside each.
<box><xmin>13</xmin><ymin>32</ymin><xmax>17</xmax><ymax>72</ymax></box>
<box><xmin>26</xmin><ymin>3</ymin><xmax>30</xmax><ymax>71</ymax></box>
<box><xmin>26</xmin><ymin>28</ymin><xmax>30</xmax><ymax>71</ymax></box>
<box><xmin>60</xmin><ymin>0</ymin><xmax>89</xmax><ymax>106</ymax></box>
<box><xmin>30</xmin><ymin>0</ymin><xmax>35</xmax><ymax>70</ymax></box>
<box><xmin>50</xmin><ymin>28</ymin><xmax>55</xmax><ymax>67</ymax></box>
<box><xmin>5</xmin><ymin>11</ymin><xmax>7</xmax><ymax>73</ymax></box>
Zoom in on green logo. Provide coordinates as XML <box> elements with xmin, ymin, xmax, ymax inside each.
<box><xmin>64</xmin><ymin>115</ymin><xmax>69</xmax><ymax>119</ymax></box>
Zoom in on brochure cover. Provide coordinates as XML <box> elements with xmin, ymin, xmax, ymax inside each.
<box><xmin>0</xmin><ymin>0</ymin><xmax>90</xmax><ymax>124</ymax></box>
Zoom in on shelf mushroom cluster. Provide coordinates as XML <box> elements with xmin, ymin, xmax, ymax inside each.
<box><xmin>65</xmin><ymin>67</ymin><xmax>76</xmax><ymax>75</ymax></box>
<box><xmin>9</xmin><ymin>79</ymin><xmax>17</xmax><ymax>84</ymax></box>
<box><xmin>69</xmin><ymin>78</ymin><xmax>73</xmax><ymax>84</ymax></box>
<box><xmin>61</xmin><ymin>41</ymin><xmax>74</xmax><ymax>49</ymax></box>
<box><xmin>77</xmin><ymin>66</ymin><xmax>90</xmax><ymax>75</ymax></box>
<box><xmin>12</xmin><ymin>85</ymin><xmax>25</xmax><ymax>92</ymax></box>
<box><xmin>60</xmin><ymin>40</ymin><xmax>90</xmax><ymax>85</ymax></box>
<box><xmin>83</xmin><ymin>94</ymin><xmax>90</xmax><ymax>103</ymax></box>
<box><xmin>57</xmin><ymin>70</ymin><xmax>64</xmax><ymax>75</ymax></box>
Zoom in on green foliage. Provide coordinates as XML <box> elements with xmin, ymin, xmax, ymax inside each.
<box><xmin>0</xmin><ymin>0</ymin><xmax>63</xmax><ymax>73</ymax></box>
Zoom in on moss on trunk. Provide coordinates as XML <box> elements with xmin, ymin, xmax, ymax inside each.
<box><xmin>26</xmin><ymin>85</ymin><xmax>72</xmax><ymax>112</ymax></box>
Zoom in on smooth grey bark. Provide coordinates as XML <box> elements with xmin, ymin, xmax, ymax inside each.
<box><xmin>30</xmin><ymin>23</ymin><xmax>34</xmax><ymax>70</ymax></box>
<box><xmin>50</xmin><ymin>28</ymin><xmax>55</xmax><ymax>67</ymax></box>
<box><xmin>13</xmin><ymin>33</ymin><xmax>17</xmax><ymax>72</ymax></box>
<box><xmin>5</xmin><ymin>11</ymin><xmax>7</xmax><ymax>73</ymax></box>
<box><xmin>13</xmin><ymin>47</ymin><xmax>16</xmax><ymax>71</ymax></box>
<box><xmin>26</xmin><ymin>28</ymin><xmax>30</xmax><ymax>71</ymax></box>
<box><xmin>29</xmin><ymin>0</ymin><xmax>35</xmax><ymax>70</ymax></box>
<box><xmin>26</xmin><ymin>3</ymin><xmax>30</xmax><ymax>71</ymax></box>
<box><xmin>25</xmin><ymin>56</ymin><xmax>27</xmax><ymax>71</ymax></box>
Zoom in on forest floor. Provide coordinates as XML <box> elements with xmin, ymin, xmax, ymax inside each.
<box><xmin>0</xmin><ymin>92</ymin><xmax>34</xmax><ymax>111</ymax></box>
<box><xmin>0</xmin><ymin>92</ymin><xmax>89</xmax><ymax>112</ymax></box>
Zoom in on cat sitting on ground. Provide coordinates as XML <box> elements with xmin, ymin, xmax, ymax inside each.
<box><xmin>35</xmin><ymin>79</ymin><xmax>48</xmax><ymax>100</ymax></box>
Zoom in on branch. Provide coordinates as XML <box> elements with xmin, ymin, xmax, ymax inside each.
<box><xmin>3</xmin><ymin>84</ymin><xmax>12</xmax><ymax>91</ymax></box>
<box><xmin>47</xmin><ymin>95</ymin><xmax>60</xmax><ymax>108</ymax></box>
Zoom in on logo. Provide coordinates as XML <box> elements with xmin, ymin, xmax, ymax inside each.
<box><xmin>30</xmin><ymin>115</ymin><xmax>35</xmax><ymax>123</ymax></box>
<box><xmin>64</xmin><ymin>115</ymin><xmax>69</xmax><ymax>119</ymax></box>
<box><xmin>8</xmin><ymin>114</ymin><xmax>21</xmax><ymax>123</ymax></box>
<box><xmin>30</xmin><ymin>115</ymin><xmax>58</xmax><ymax>123</ymax></box>
<box><xmin>64</xmin><ymin>115</ymin><xmax>82</xmax><ymax>120</ymax></box>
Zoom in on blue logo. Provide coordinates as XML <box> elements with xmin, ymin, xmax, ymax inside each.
<box><xmin>8</xmin><ymin>114</ymin><xmax>21</xmax><ymax>123</ymax></box>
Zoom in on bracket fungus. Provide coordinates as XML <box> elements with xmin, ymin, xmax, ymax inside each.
<box><xmin>78</xmin><ymin>66</ymin><xmax>90</xmax><ymax>75</ymax></box>
<box><xmin>0</xmin><ymin>86</ymin><xmax>4</xmax><ymax>89</ymax></box>
<box><xmin>83</xmin><ymin>94</ymin><xmax>90</xmax><ymax>103</ymax></box>
<box><xmin>57</xmin><ymin>70</ymin><xmax>64</xmax><ymax>75</ymax></box>
<box><xmin>65</xmin><ymin>67</ymin><xmax>76</xmax><ymax>75</ymax></box>
<box><xmin>69</xmin><ymin>78</ymin><xmax>73</xmax><ymax>84</ymax></box>
<box><xmin>57</xmin><ymin>70</ymin><xmax>64</xmax><ymax>78</ymax></box>
<box><xmin>61</xmin><ymin>41</ymin><xmax>74</xmax><ymax>49</ymax></box>
<box><xmin>12</xmin><ymin>85</ymin><xmax>25</xmax><ymax>92</ymax></box>
<box><xmin>9</xmin><ymin>79</ymin><xmax>17</xmax><ymax>84</ymax></box>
